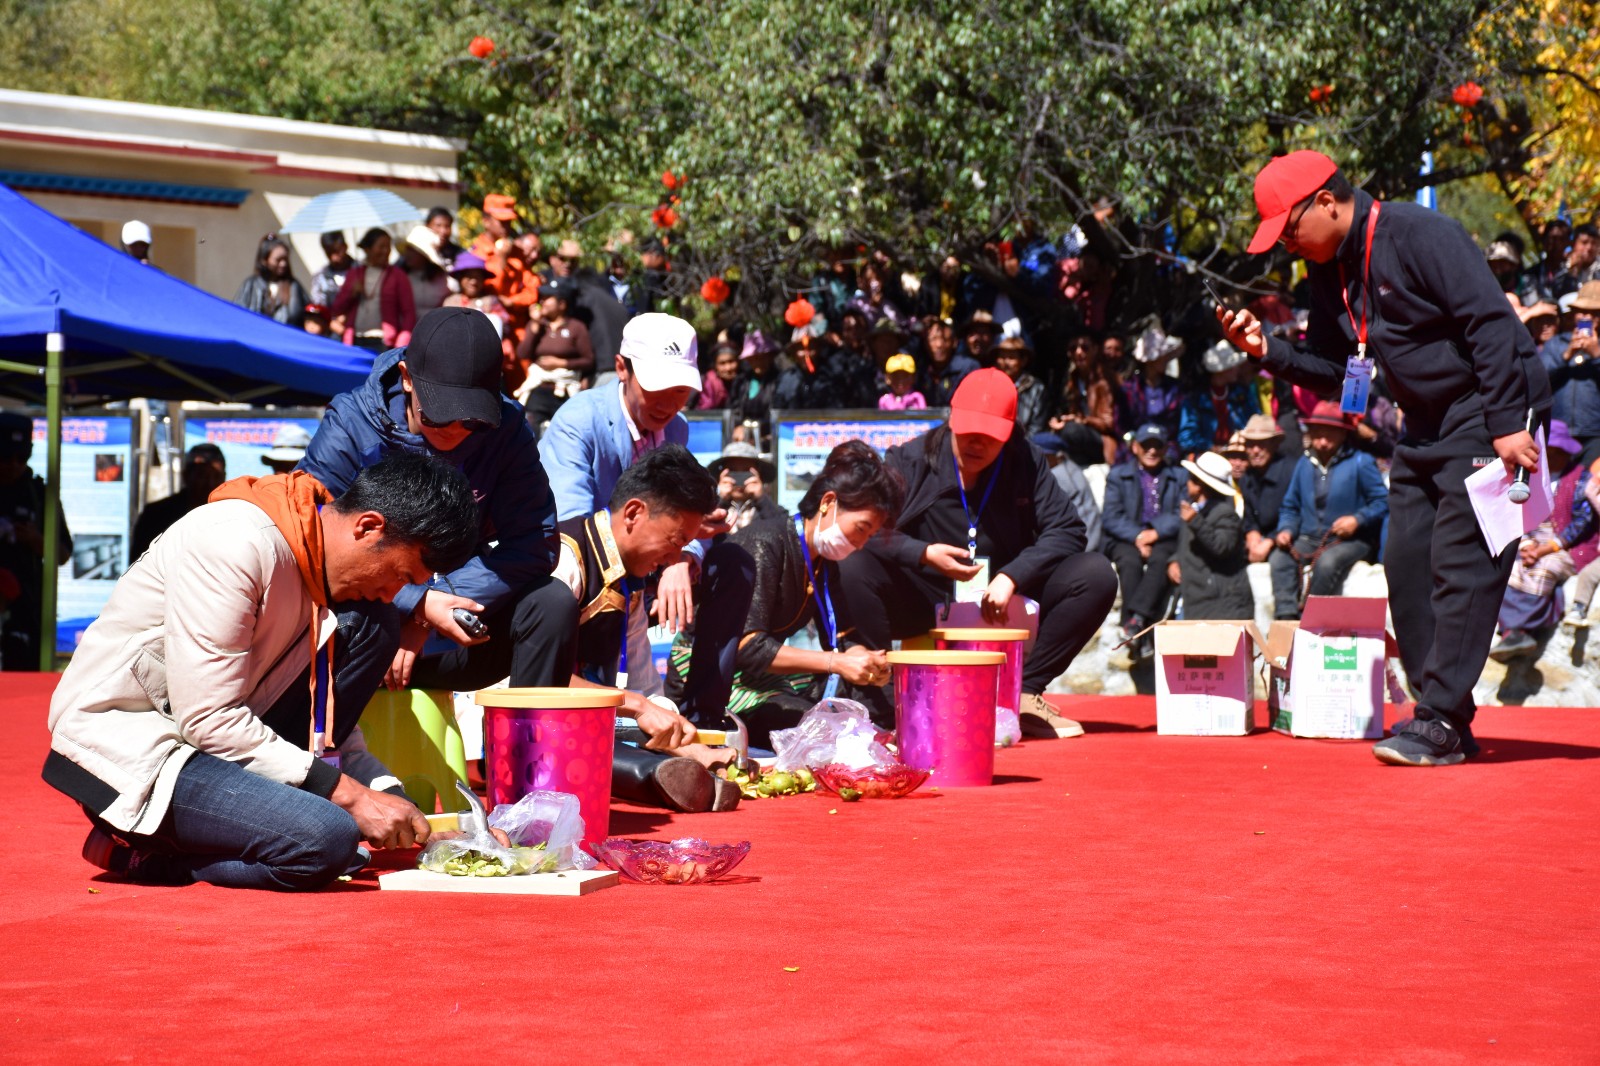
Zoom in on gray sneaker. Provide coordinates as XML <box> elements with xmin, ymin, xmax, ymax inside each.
<box><xmin>1564</xmin><ymin>604</ymin><xmax>1591</xmax><ymax>629</ymax></box>
<box><xmin>1488</xmin><ymin>629</ymin><xmax>1537</xmax><ymax>662</ymax></box>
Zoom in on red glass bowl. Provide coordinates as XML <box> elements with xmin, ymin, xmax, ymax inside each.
<box><xmin>593</xmin><ymin>837</ymin><xmax>751</xmax><ymax>885</ymax></box>
<box><xmin>811</xmin><ymin>762</ymin><xmax>930</xmax><ymax>799</ymax></box>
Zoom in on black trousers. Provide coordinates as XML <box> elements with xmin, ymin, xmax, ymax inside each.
<box><xmin>259</xmin><ymin>599</ymin><xmax>405</xmax><ymax>750</ymax></box>
<box><xmin>408</xmin><ymin>574</ymin><xmax>575</xmax><ymax>691</ymax></box>
<box><xmin>1103</xmin><ymin>537</ymin><xmax>1177</xmax><ymax>625</ymax></box>
<box><xmin>1385</xmin><ymin>438</ymin><xmax>1518</xmax><ymax>729</ymax></box>
<box><xmin>836</xmin><ymin>548</ymin><xmax>1117</xmax><ymax>716</ymax></box>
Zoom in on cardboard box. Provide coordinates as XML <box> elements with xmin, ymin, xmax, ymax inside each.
<box><xmin>1262</xmin><ymin>620</ymin><xmax>1298</xmax><ymax>725</ymax></box>
<box><xmin>1154</xmin><ymin>621</ymin><xmax>1267</xmax><ymax>736</ymax></box>
<box><xmin>1269</xmin><ymin>597</ymin><xmax>1395</xmax><ymax>739</ymax></box>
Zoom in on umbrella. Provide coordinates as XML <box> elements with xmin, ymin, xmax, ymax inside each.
<box><xmin>278</xmin><ymin>188</ymin><xmax>424</xmax><ymax>235</ymax></box>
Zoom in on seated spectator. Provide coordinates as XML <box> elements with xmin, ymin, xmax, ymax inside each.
<box><xmin>261</xmin><ymin>423</ymin><xmax>312</xmax><ymax>475</ymax></box>
<box><xmin>838</xmin><ymin>369</ymin><xmax>1118</xmax><ymax>739</ymax></box>
<box><xmin>514</xmin><ymin>275</ymin><xmax>594</xmax><ymax>432</ymax></box>
<box><xmin>1237</xmin><ymin>414</ymin><xmax>1296</xmax><ymax>574</ymax></box>
<box><xmin>1555</xmin><ymin>222</ymin><xmax>1599</xmax><ymax>296</ymax></box>
<box><xmin>1491</xmin><ymin>422</ymin><xmax>1594</xmax><ymax>661</ymax></box>
<box><xmin>1564</xmin><ymin>457</ymin><xmax>1600</xmax><ymax>630</ymax></box>
<box><xmin>1485</xmin><ymin>240</ymin><xmax>1523</xmax><ymax>297</ymax></box>
<box><xmin>607</xmin><ymin>252</ymin><xmax>632</xmax><ymax>307</ymax></box>
<box><xmin>1050</xmin><ymin>329</ymin><xmax>1120</xmax><ymax>467</ymax></box>
<box><xmin>696</xmin><ymin>339</ymin><xmax>740</xmax><ymax>410</ymax></box>
<box><xmin>956</xmin><ymin>308</ymin><xmax>1001</xmax><ymax>365</ymax></box>
<box><xmin>630</xmin><ymin>238</ymin><xmax>670</xmax><ymax>315</ymax></box>
<box><xmin>1541</xmin><ymin>280</ymin><xmax>1600</xmax><ymax>467</ymax></box>
<box><xmin>130</xmin><ymin>444</ymin><xmax>226</xmax><ymax>560</ymax></box>
<box><xmin>539</xmin><ymin>313</ymin><xmax>756</xmax><ymax>728</ymax></box>
<box><xmin>993</xmin><ymin>336</ymin><xmax>1048</xmax><ymax>436</ymax></box>
<box><xmin>442</xmin><ymin>251</ymin><xmax>516</xmax><ymax>384</ymax></box>
<box><xmin>1031</xmin><ymin>432</ymin><xmax>1102</xmax><ymax>552</ymax></box>
<box><xmin>728</xmin><ymin>329</ymin><xmax>779</xmax><ymax>437</ymax></box>
<box><xmin>1269</xmin><ymin>402</ymin><xmax>1389</xmax><ymax>617</ymax></box>
<box><xmin>1519</xmin><ymin>299</ymin><xmax>1562</xmax><ymax>350</ymax></box>
<box><xmin>866</xmin><ymin>317</ymin><xmax>907</xmax><ymax>376</ymax></box>
<box><xmin>51</xmin><ymin>453</ymin><xmax>480</xmax><ymax>889</ymax></box>
<box><xmin>918</xmin><ymin>316</ymin><xmax>980</xmax><ymax>406</ymax></box>
<box><xmin>879</xmin><ymin>353</ymin><xmax>927</xmax><ymax>411</ymax></box>
<box><xmin>775</xmin><ymin>330</ymin><xmax>875</xmax><ymax>410</ymax></box>
<box><xmin>398</xmin><ymin>225</ymin><xmax>451</xmax><ymax>313</ymax></box>
<box><xmin>849</xmin><ymin>258</ymin><xmax>911</xmax><ymax>330</ymax></box>
<box><xmin>1101</xmin><ymin>332</ymin><xmax>1129</xmax><ymax>377</ymax></box>
<box><xmin>1178</xmin><ymin>341</ymin><xmax>1264</xmax><ymax>458</ymax></box>
<box><xmin>1121</xmin><ymin>326</ymin><xmax>1184</xmax><ymax>447</ymax></box>
<box><xmin>331</xmin><ymin>228</ymin><xmax>415</xmax><ymax>353</ymax></box>
<box><xmin>1220</xmin><ymin>432</ymin><xmax>1249</xmax><ymax>482</ymax></box>
<box><xmin>709</xmin><ymin>441</ymin><xmax>786</xmax><ymax>531</ymax></box>
<box><xmin>426</xmin><ymin>205</ymin><xmax>463</xmax><ymax>265</ymax></box>
<box><xmin>232</xmin><ymin>235</ymin><xmax>308</xmax><ymax>328</ymax></box>
<box><xmin>1101</xmin><ymin>422</ymin><xmax>1185</xmax><ymax>654</ymax></box>
<box><xmin>1527</xmin><ymin>218</ymin><xmax>1572</xmax><ymax>303</ymax></box>
<box><xmin>310</xmin><ymin>231</ymin><xmax>353</xmax><ymax>310</ymax></box>
<box><xmin>1168</xmin><ymin>451</ymin><xmax>1252</xmax><ymax>620</ymax></box>
<box><xmin>704</xmin><ymin>441</ymin><xmax>902</xmax><ymax>748</ymax></box>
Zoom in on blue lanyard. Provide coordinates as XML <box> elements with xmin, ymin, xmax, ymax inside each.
<box><xmin>952</xmin><ymin>451</ymin><xmax>1002</xmax><ymax>560</ymax></box>
<box><xmin>795</xmin><ymin>514</ymin><xmax>840</xmax><ymax>698</ymax></box>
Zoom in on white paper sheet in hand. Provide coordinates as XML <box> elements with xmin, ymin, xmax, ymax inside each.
<box><xmin>1464</xmin><ymin>426</ymin><xmax>1553</xmax><ymax>555</ymax></box>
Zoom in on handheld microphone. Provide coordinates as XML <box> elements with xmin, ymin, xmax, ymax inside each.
<box><xmin>1508</xmin><ymin>408</ymin><xmax>1534</xmax><ymax>504</ymax></box>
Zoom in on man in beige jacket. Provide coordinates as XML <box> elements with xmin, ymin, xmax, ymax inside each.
<box><xmin>44</xmin><ymin>453</ymin><xmax>479</xmax><ymax>890</ymax></box>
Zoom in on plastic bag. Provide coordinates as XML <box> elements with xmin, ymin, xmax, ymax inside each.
<box><xmin>996</xmin><ymin>706</ymin><xmax>1022</xmax><ymax>748</ymax></box>
<box><xmin>770</xmin><ymin>698</ymin><xmax>896</xmax><ymax>772</ymax></box>
<box><xmin>417</xmin><ymin>834</ymin><xmax>557</xmax><ymax>877</ymax></box>
<box><xmin>487</xmin><ymin>790</ymin><xmax>596</xmax><ymax>871</ymax></box>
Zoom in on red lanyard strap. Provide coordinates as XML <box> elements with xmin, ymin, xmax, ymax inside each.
<box><xmin>1338</xmin><ymin>201</ymin><xmax>1382</xmax><ymax>356</ymax></box>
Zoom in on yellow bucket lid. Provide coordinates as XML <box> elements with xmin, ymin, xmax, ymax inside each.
<box><xmin>473</xmin><ymin>688</ymin><xmax>626</xmax><ymax>709</ymax></box>
<box><xmin>886</xmin><ymin>650</ymin><xmax>1007</xmax><ymax>666</ymax></box>
<box><xmin>930</xmin><ymin>627</ymin><xmax>1029</xmax><ymax>642</ymax></box>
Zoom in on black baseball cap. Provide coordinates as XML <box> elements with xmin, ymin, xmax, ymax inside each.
<box><xmin>403</xmin><ymin>307</ymin><xmax>503</xmax><ymax>428</ymax></box>
<box><xmin>0</xmin><ymin>411</ymin><xmax>33</xmax><ymax>459</ymax></box>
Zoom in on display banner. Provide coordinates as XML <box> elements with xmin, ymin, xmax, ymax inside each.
<box><xmin>770</xmin><ymin>409</ymin><xmax>946</xmax><ymax>512</ymax></box>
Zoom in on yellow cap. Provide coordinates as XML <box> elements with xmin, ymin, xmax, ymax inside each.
<box><xmin>884</xmin><ymin>353</ymin><xmax>917</xmax><ymax>376</ymax></box>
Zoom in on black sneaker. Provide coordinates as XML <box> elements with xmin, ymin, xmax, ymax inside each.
<box><xmin>1373</xmin><ymin>716</ymin><xmax>1468</xmax><ymax>766</ymax></box>
<box><xmin>1389</xmin><ymin>715</ymin><xmax>1480</xmax><ymax>758</ymax></box>
<box><xmin>81</xmin><ymin>826</ymin><xmax>141</xmax><ymax>876</ymax></box>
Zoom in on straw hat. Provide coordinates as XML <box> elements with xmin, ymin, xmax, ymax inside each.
<box><xmin>1181</xmin><ymin>451</ymin><xmax>1243</xmax><ymax>515</ymax></box>
<box><xmin>402</xmin><ymin>225</ymin><xmax>446</xmax><ymax>269</ymax></box>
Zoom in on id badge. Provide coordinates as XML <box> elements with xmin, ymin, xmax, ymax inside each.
<box><xmin>1340</xmin><ymin>354</ymin><xmax>1372</xmax><ymax>416</ymax></box>
<box><xmin>954</xmin><ymin>556</ymin><xmax>990</xmax><ymax>602</ymax></box>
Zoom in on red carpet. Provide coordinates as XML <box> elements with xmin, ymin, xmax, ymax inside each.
<box><xmin>2</xmin><ymin>675</ymin><xmax>1597</xmax><ymax>1064</ymax></box>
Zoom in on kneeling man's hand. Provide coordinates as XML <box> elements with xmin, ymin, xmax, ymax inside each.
<box><xmin>331</xmin><ymin>774</ymin><xmax>430</xmax><ymax>850</ymax></box>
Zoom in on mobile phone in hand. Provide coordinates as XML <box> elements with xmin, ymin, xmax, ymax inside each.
<box><xmin>1202</xmin><ymin>277</ymin><xmax>1225</xmax><ymax>307</ymax></box>
<box><xmin>452</xmin><ymin>608</ymin><xmax>489</xmax><ymax>640</ymax></box>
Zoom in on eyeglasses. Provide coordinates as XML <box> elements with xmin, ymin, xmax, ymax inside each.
<box><xmin>1278</xmin><ymin>196</ymin><xmax>1315</xmax><ymax>248</ymax></box>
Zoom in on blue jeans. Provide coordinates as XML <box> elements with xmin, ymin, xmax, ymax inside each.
<box><xmin>90</xmin><ymin>752</ymin><xmax>360</xmax><ymax>891</ymax></box>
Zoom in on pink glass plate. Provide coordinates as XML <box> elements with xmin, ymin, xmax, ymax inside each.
<box><xmin>811</xmin><ymin>762</ymin><xmax>931</xmax><ymax>799</ymax></box>
<box><xmin>593</xmin><ymin>837</ymin><xmax>751</xmax><ymax>885</ymax></box>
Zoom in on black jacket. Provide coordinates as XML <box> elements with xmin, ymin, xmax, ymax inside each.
<box><xmin>1239</xmin><ymin>452</ymin><xmax>1295</xmax><ymax>536</ymax></box>
<box><xmin>871</xmin><ymin>427</ymin><xmax>1086</xmax><ymax>593</ymax></box>
<box><xmin>1264</xmin><ymin>189</ymin><xmax>1550</xmax><ymax>445</ymax></box>
<box><xmin>726</xmin><ymin>517</ymin><xmax>857</xmax><ymax>695</ymax></box>
<box><xmin>1101</xmin><ymin>460</ymin><xmax>1186</xmax><ymax>546</ymax></box>
<box><xmin>1176</xmin><ymin>499</ymin><xmax>1253</xmax><ymax>620</ymax></box>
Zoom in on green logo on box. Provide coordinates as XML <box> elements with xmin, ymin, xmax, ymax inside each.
<box><xmin>1323</xmin><ymin>645</ymin><xmax>1358</xmax><ymax>670</ymax></box>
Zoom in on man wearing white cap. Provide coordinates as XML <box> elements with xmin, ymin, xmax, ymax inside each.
<box><xmin>121</xmin><ymin>221</ymin><xmax>152</xmax><ymax>265</ymax></box>
<box><xmin>540</xmin><ymin>312</ymin><xmax>755</xmax><ymax>727</ymax></box>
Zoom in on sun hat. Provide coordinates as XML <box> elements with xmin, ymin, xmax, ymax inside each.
<box><xmin>1240</xmin><ymin>414</ymin><xmax>1285</xmax><ymax>442</ymax></box>
<box><xmin>401</xmin><ymin>225</ymin><xmax>446</xmax><ymax>269</ymax></box>
<box><xmin>1202</xmin><ymin>339</ymin><xmax>1246</xmax><ymax>374</ymax></box>
<box><xmin>450</xmin><ymin>251</ymin><xmax>490</xmax><ymax>276</ymax></box>
<box><xmin>1220</xmin><ymin>431</ymin><xmax>1249</xmax><ymax>458</ymax></box>
<box><xmin>1571</xmin><ymin>280</ymin><xmax>1600</xmax><ymax>314</ymax></box>
<box><xmin>1485</xmin><ymin>241</ymin><xmax>1521</xmax><ymax>266</ymax></box>
<box><xmin>1133</xmin><ymin>326</ymin><xmax>1183</xmax><ymax>363</ymax></box>
<box><xmin>1547</xmin><ymin>420</ymin><xmax>1581</xmax><ymax>458</ymax></box>
<box><xmin>261</xmin><ymin>423</ymin><xmax>312</xmax><ymax>466</ymax></box>
<box><xmin>1304</xmin><ymin>400</ymin><xmax>1353</xmax><ymax>430</ymax></box>
<box><xmin>619</xmin><ymin>313</ymin><xmax>701</xmax><ymax>393</ymax></box>
<box><xmin>739</xmin><ymin>329</ymin><xmax>775</xmax><ymax>360</ymax></box>
<box><xmin>708</xmin><ymin>441</ymin><xmax>777</xmax><ymax>483</ymax></box>
<box><xmin>1182</xmin><ymin>451</ymin><xmax>1237</xmax><ymax>497</ymax></box>
<box><xmin>948</xmin><ymin>367</ymin><xmax>1017</xmax><ymax>441</ymax></box>
<box><xmin>1246</xmin><ymin>150</ymin><xmax>1340</xmax><ymax>254</ymax></box>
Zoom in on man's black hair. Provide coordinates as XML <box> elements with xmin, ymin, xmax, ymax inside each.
<box><xmin>319</xmin><ymin>231</ymin><xmax>346</xmax><ymax>253</ymax></box>
<box><xmin>798</xmin><ymin>440</ymin><xmax>905</xmax><ymax>524</ymax></box>
<box><xmin>358</xmin><ymin>227</ymin><xmax>389</xmax><ymax>252</ymax></box>
<box><xmin>1319</xmin><ymin>171</ymin><xmax>1356</xmax><ymax>201</ymax></box>
<box><xmin>1544</xmin><ymin>217</ymin><xmax>1572</xmax><ymax>236</ymax></box>
<box><xmin>329</xmin><ymin>452</ymin><xmax>479</xmax><ymax>573</ymax></box>
<box><xmin>186</xmin><ymin>443</ymin><xmax>225</xmax><ymax>467</ymax></box>
<box><xmin>1573</xmin><ymin>222</ymin><xmax>1598</xmax><ymax>241</ymax></box>
<box><xmin>608</xmin><ymin>444</ymin><xmax>716</xmax><ymax>516</ymax></box>
<box><xmin>426</xmin><ymin>206</ymin><xmax>454</xmax><ymax>225</ymax></box>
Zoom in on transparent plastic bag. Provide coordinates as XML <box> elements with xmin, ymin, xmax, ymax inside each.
<box><xmin>417</xmin><ymin>834</ymin><xmax>557</xmax><ymax>877</ymax></box>
<box><xmin>996</xmin><ymin>706</ymin><xmax>1022</xmax><ymax>748</ymax></box>
<box><xmin>770</xmin><ymin>698</ymin><xmax>896</xmax><ymax>771</ymax></box>
<box><xmin>487</xmin><ymin>790</ymin><xmax>596</xmax><ymax>871</ymax></box>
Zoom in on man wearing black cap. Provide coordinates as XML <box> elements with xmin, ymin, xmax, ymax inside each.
<box><xmin>297</xmin><ymin>307</ymin><xmax>567</xmax><ymax>693</ymax></box>
<box><xmin>1219</xmin><ymin>150</ymin><xmax>1551</xmax><ymax>766</ymax></box>
<box><xmin>1100</xmin><ymin>422</ymin><xmax>1185</xmax><ymax>656</ymax></box>
<box><xmin>0</xmin><ymin>411</ymin><xmax>72</xmax><ymax>669</ymax></box>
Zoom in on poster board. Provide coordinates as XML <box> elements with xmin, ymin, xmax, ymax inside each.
<box><xmin>25</xmin><ymin>414</ymin><xmax>138</xmax><ymax>654</ymax></box>
<box><xmin>770</xmin><ymin>409</ymin><xmax>946</xmax><ymax>513</ymax></box>
<box><xmin>179</xmin><ymin>408</ymin><xmax>325</xmax><ymax>480</ymax></box>
<box><xmin>682</xmin><ymin>411</ymin><xmax>730</xmax><ymax>470</ymax></box>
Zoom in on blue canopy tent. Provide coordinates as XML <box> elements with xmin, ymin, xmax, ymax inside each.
<box><xmin>0</xmin><ymin>182</ymin><xmax>376</xmax><ymax>667</ymax></box>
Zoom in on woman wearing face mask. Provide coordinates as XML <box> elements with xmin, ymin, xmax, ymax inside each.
<box><xmin>837</xmin><ymin>369</ymin><xmax>1119</xmax><ymax>738</ymax></box>
<box><xmin>675</xmin><ymin>441</ymin><xmax>904</xmax><ymax>748</ymax></box>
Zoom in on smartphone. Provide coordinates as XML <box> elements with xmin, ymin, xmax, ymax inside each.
<box><xmin>452</xmin><ymin>607</ymin><xmax>489</xmax><ymax>640</ymax></box>
<box><xmin>1577</xmin><ymin>320</ymin><xmax>1595</xmax><ymax>338</ymax></box>
<box><xmin>1202</xmin><ymin>277</ymin><xmax>1226</xmax><ymax>307</ymax></box>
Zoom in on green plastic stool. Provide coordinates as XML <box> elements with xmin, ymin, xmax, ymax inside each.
<box><xmin>359</xmin><ymin>689</ymin><xmax>471</xmax><ymax>813</ymax></box>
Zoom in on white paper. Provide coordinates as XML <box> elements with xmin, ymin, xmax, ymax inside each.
<box><xmin>1464</xmin><ymin>427</ymin><xmax>1553</xmax><ymax>555</ymax></box>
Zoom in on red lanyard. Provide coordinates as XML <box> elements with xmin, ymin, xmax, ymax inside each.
<box><xmin>1337</xmin><ymin>202</ymin><xmax>1381</xmax><ymax>359</ymax></box>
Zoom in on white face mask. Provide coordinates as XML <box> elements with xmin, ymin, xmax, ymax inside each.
<box><xmin>814</xmin><ymin>507</ymin><xmax>857</xmax><ymax>562</ymax></box>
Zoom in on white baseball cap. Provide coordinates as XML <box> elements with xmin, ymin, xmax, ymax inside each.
<box><xmin>619</xmin><ymin>313</ymin><xmax>701</xmax><ymax>393</ymax></box>
<box><xmin>121</xmin><ymin>220</ymin><xmax>152</xmax><ymax>246</ymax></box>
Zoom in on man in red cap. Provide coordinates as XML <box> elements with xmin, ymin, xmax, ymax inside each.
<box><xmin>1218</xmin><ymin>151</ymin><xmax>1551</xmax><ymax>766</ymax></box>
<box><xmin>836</xmin><ymin>368</ymin><xmax>1118</xmax><ymax>739</ymax></box>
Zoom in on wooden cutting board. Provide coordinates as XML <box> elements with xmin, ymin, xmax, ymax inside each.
<box><xmin>379</xmin><ymin>868</ymin><xmax>619</xmax><ymax>896</ymax></box>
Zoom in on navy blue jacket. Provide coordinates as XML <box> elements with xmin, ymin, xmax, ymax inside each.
<box><xmin>297</xmin><ymin>349</ymin><xmax>559</xmax><ymax>618</ymax></box>
<box><xmin>1101</xmin><ymin>460</ymin><xmax>1186</xmax><ymax>546</ymax></box>
<box><xmin>1540</xmin><ymin>332</ymin><xmax>1600</xmax><ymax>441</ymax></box>
<box><xmin>1277</xmin><ymin>447</ymin><xmax>1389</xmax><ymax>542</ymax></box>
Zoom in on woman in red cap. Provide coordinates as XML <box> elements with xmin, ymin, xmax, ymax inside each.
<box><xmin>836</xmin><ymin>368</ymin><xmax>1118</xmax><ymax>739</ymax></box>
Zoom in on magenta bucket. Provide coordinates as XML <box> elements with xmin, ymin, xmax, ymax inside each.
<box><xmin>932</xmin><ymin>627</ymin><xmax>1029</xmax><ymax>722</ymax></box>
<box><xmin>887</xmin><ymin>650</ymin><xmax>1006</xmax><ymax>787</ymax></box>
<box><xmin>474</xmin><ymin>688</ymin><xmax>623</xmax><ymax>850</ymax></box>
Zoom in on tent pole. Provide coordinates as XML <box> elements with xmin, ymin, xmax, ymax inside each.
<box><xmin>39</xmin><ymin>333</ymin><xmax>63</xmax><ymax>672</ymax></box>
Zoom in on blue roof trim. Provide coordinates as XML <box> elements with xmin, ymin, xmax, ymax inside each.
<box><xmin>0</xmin><ymin>170</ymin><xmax>249</xmax><ymax>207</ymax></box>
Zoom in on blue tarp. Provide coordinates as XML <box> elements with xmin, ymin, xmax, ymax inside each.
<box><xmin>0</xmin><ymin>182</ymin><xmax>372</xmax><ymax>404</ymax></box>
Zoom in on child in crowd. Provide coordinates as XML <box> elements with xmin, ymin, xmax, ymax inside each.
<box><xmin>1169</xmin><ymin>451</ymin><xmax>1253</xmax><ymax>620</ymax></box>
<box><xmin>878</xmin><ymin>353</ymin><xmax>927</xmax><ymax>410</ymax></box>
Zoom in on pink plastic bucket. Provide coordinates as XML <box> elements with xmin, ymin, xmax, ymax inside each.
<box><xmin>887</xmin><ymin>650</ymin><xmax>1005</xmax><ymax>787</ymax></box>
<box><xmin>932</xmin><ymin>627</ymin><xmax>1028</xmax><ymax>722</ymax></box>
<box><xmin>474</xmin><ymin>689</ymin><xmax>622</xmax><ymax>850</ymax></box>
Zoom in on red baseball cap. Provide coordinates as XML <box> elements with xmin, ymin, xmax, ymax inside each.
<box><xmin>482</xmin><ymin>193</ymin><xmax>519</xmax><ymax>221</ymax></box>
<box><xmin>1246</xmin><ymin>151</ymin><xmax>1339</xmax><ymax>254</ymax></box>
<box><xmin>949</xmin><ymin>367</ymin><xmax>1017</xmax><ymax>441</ymax></box>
